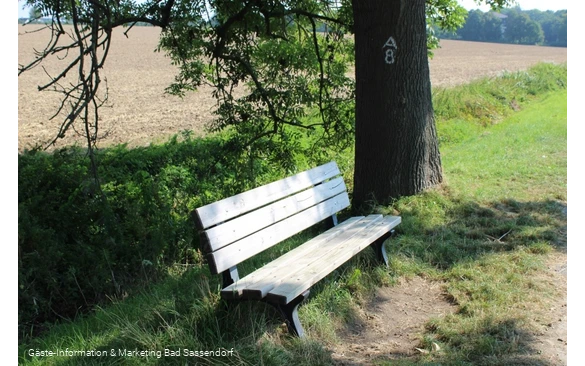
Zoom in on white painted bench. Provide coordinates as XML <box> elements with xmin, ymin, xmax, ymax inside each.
<box><xmin>193</xmin><ymin>161</ymin><xmax>401</xmax><ymax>337</ymax></box>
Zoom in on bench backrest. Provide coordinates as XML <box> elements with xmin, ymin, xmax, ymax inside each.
<box><xmin>193</xmin><ymin>161</ymin><xmax>350</xmax><ymax>275</ymax></box>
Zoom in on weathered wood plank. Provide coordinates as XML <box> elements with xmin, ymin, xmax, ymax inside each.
<box><xmin>220</xmin><ymin>216</ymin><xmax>366</xmax><ymax>300</ymax></box>
<box><xmin>202</xmin><ymin>177</ymin><xmax>347</xmax><ymax>253</ymax></box>
<box><xmin>266</xmin><ymin>216</ymin><xmax>402</xmax><ymax>305</ymax></box>
<box><xmin>207</xmin><ymin>192</ymin><xmax>351</xmax><ymax>274</ymax></box>
<box><xmin>194</xmin><ymin>161</ymin><xmax>340</xmax><ymax>230</ymax></box>
<box><xmin>240</xmin><ymin>215</ymin><xmax>384</xmax><ymax>300</ymax></box>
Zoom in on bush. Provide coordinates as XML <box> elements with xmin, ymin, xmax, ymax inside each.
<box><xmin>18</xmin><ymin>135</ymin><xmax>286</xmax><ymax>339</ymax></box>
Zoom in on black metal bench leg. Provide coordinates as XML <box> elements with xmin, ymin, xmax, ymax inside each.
<box><xmin>271</xmin><ymin>290</ymin><xmax>310</xmax><ymax>337</ymax></box>
<box><xmin>221</xmin><ymin>266</ymin><xmax>239</xmax><ymax>288</ymax></box>
<box><xmin>371</xmin><ymin>239</ymin><xmax>388</xmax><ymax>267</ymax></box>
<box><xmin>371</xmin><ymin>230</ymin><xmax>395</xmax><ymax>267</ymax></box>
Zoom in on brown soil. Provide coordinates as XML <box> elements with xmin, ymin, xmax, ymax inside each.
<box><xmin>330</xmin><ymin>277</ymin><xmax>457</xmax><ymax>364</ymax></box>
<box><xmin>18</xmin><ymin>26</ymin><xmax>567</xmax><ymax>151</ymax></box>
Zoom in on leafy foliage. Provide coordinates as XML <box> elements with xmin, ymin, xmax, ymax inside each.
<box><xmin>17</xmin><ymin>134</ymin><xmax>291</xmax><ymax>339</ymax></box>
<box><xmin>426</xmin><ymin>0</ymin><xmax>468</xmax><ymax>54</ymax></box>
<box><xmin>503</xmin><ymin>7</ymin><xmax>544</xmax><ymax>45</ymax></box>
<box><xmin>156</xmin><ymin>1</ymin><xmax>359</xmax><ymax>168</ymax></box>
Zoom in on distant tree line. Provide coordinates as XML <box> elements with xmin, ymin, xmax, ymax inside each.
<box><xmin>19</xmin><ymin>6</ymin><xmax>157</xmax><ymax>26</ymax></box>
<box><xmin>434</xmin><ymin>7</ymin><xmax>567</xmax><ymax>47</ymax></box>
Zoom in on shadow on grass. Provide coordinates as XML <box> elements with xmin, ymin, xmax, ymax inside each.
<box><xmin>391</xmin><ymin>196</ymin><xmax>567</xmax><ymax>270</ymax></box>
<box><xmin>23</xmin><ymin>265</ymin><xmax>334</xmax><ymax>365</ymax></box>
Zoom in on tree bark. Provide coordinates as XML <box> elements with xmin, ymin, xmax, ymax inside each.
<box><xmin>352</xmin><ymin>0</ymin><xmax>443</xmax><ymax>210</ymax></box>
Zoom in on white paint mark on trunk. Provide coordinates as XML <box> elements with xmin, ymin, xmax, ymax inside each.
<box><xmin>383</xmin><ymin>36</ymin><xmax>397</xmax><ymax>64</ymax></box>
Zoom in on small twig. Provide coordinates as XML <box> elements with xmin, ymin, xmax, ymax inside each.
<box><xmin>486</xmin><ymin>229</ymin><xmax>512</xmax><ymax>243</ymax></box>
<box><xmin>498</xmin><ymin>229</ymin><xmax>512</xmax><ymax>241</ymax></box>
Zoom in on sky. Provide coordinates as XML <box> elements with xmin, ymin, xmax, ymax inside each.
<box><xmin>17</xmin><ymin>0</ymin><xmax>569</xmax><ymax>18</ymax></box>
<box><xmin>458</xmin><ymin>0</ymin><xmax>569</xmax><ymax>12</ymax></box>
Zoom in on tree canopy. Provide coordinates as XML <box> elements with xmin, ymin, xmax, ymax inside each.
<box><xmin>19</xmin><ymin>0</ymin><xmax>508</xmax><ymax>161</ymax></box>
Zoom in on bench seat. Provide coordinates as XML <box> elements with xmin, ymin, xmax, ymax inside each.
<box><xmin>221</xmin><ymin>214</ymin><xmax>401</xmax><ymax>304</ymax></box>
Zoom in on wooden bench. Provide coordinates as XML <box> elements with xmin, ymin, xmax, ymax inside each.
<box><xmin>193</xmin><ymin>161</ymin><xmax>401</xmax><ymax>337</ymax></box>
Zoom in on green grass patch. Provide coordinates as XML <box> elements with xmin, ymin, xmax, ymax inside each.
<box><xmin>442</xmin><ymin>90</ymin><xmax>567</xmax><ymax>201</ymax></box>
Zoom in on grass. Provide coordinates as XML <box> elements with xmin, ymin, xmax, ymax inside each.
<box><xmin>18</xmin><ymin>63</ymin><xmax>567</xmax><ymax>365</ymax></box>
<box><xmin>442</xmin><ymin>91</ymin><xmax>567</xmax><ymax>202</ymax></box>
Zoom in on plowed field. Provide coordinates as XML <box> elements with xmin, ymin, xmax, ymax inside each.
<box><xmin>18</xmin><ymin>26</ymin><xmax>567</xmax><ymax>151</ymax></box>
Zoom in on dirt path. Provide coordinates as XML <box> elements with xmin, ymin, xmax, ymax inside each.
<box><xmin>330</xmin><ymin>233</ymin><xmax>568</xmax><ymax>365</ymax></box>
<box><xmin>533</xmin><ymin>251</ymin><xmax>567</xmax><ymax>365</ymax></box>
<box><xmin>330</xmin><ymin>277</ymin><xmax>457</xmax><ymax>364</ymax></box>
<box><xmin>531</xmin><ymin>214</ymin><xmax>567</xmax><ymax>366</ymax></box>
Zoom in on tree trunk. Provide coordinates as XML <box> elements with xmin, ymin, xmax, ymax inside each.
<box><xmin>352</xmin><ymin>0</ymin><xmax>443</xmax><ymax>210</ymax></box>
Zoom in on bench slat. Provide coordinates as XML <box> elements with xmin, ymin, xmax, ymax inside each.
<box><xmin>207</xmin><ymin>192</ymin><xmax>351</xmax><ymax>274</ymax></box>
<box><xmin>194</xmin><ymin>161</ymin><xmax>341</xmax><ymax>230</ymax></box>
<box><xmin>202</xmin><ymin>177</ymin><xmax>347</xmax><ymax>253</ymax></box>
<box><xmin>220</xmin><ymin>216</ymin><xmax>366</xmax><ymax>300</ymax></box>
<box><xmin>239</xmin><ymin>215</ymin><xmax>384</xmax><ymax>300</ymax></box>
<box><xmin>266</xmin><ymin>215</ymin><xmax>402</xmax><ymax>305</ymax></box>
